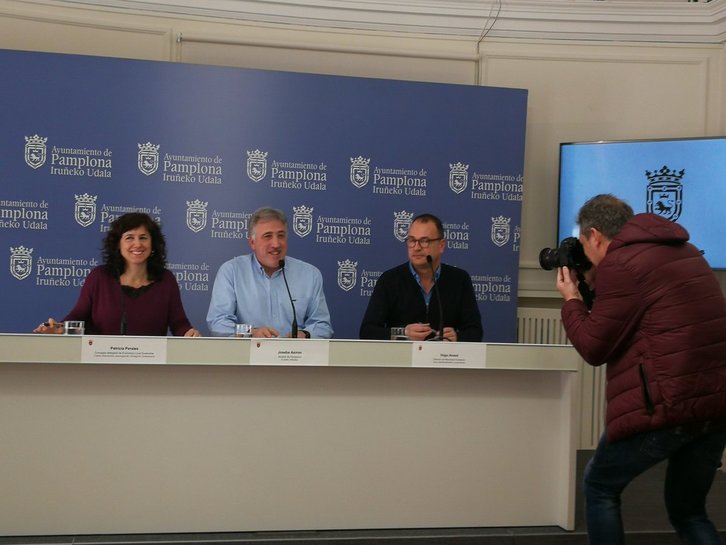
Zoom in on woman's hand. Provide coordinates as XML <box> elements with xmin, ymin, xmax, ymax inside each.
<box><xmin>33</xmin><ymin>318</ymin><xmax>64</xmax><ymax>334</ymax></box>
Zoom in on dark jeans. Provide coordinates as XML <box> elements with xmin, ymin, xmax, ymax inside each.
<box><xmin>584</xmin><ymin>424</ymin><xmax>726</xmax><ymax>545</ymax></box>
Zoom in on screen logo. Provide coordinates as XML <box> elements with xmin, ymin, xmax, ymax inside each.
<box><xmin>646</xmin><ymin>165</ymin><xmax>684</xmax><ymax>222</ymax></box>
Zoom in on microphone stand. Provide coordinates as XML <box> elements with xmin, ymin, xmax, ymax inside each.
<box><xmin>278</xmin><ymin>259</ymin><xmax>298</xmax><ymax>338</ymax></box>
<box><xmin>426</xmin><ymin>255</ymin><xmax>444</xmax><ymax>341</ymax></box>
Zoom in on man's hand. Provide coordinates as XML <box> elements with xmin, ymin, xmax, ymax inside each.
<box><xmin>556</xmin><ymin>266</ymin><xmax>583</xmax><ymax>302</ymax></box>
<box><xmin>442</xmin><ymin>327</ymin><xmax>457</xmax><ymax>342</ymax></box>
<box><xmin>405</xmin><ymin>322</ymin><xmax>434</xmax><ymax>341</ymax></box>
<box><xmin>252</xmin><ymin>326</ymin><xmax>279</xmax><ymax>338</ymax></box>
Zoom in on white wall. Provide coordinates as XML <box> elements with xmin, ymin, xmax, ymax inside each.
<box><xmin>1</xmin><ymin>0</ymin><xmax>724</xmax><ymax>304</ymax></box>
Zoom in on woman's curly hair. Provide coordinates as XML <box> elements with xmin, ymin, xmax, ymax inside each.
<box><xmin>102</xmin><ymin>212</ymin><xmax>167</xmax><ymax>281</ymax></box>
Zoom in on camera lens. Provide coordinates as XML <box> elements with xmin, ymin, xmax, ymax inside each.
<box><xmin>538</xmin><ymin>247</ymin><xmax>560</xmax><ymax>271</ymax></box>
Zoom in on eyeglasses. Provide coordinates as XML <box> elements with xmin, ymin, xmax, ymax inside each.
<box><xmin>405</xmin><ymin>237</ymin><xmax>442</xmax><ymax>248</ymax></box>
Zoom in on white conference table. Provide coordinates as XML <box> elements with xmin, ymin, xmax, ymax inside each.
<box><xmin>0</xmin><ymin>334</ymin><xmax>580</xmax><ymax>536</ymax></box>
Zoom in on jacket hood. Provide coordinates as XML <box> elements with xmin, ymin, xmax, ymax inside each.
<box><xmin>608</xmin><ymin>213</ymin><xmax>689</xmax><ymax>252</ymax></box>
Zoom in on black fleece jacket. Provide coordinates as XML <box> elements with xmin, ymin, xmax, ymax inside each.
<box><xmin>359</xmin><ymin>262</ymin><xmax>483</xmax><ymax>341</ymax></box>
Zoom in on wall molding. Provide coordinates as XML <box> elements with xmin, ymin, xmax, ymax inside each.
<box><xmin>177</xmin><ymin>33</ymin><xmax>480</xmax><ymax>62</ymax></box>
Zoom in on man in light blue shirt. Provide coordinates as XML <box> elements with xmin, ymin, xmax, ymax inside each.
<box><xmin>207</xmin><ymin>207</ymin><xmax>333</xmax><ymax>338</ymax></box>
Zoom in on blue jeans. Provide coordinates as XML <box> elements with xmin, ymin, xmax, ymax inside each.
<box><xmin>584</xmin><ymin>424</ymin><xmax>726</xmax><ymax>545</ymax></box>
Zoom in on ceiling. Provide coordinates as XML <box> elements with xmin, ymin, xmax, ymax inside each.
<box><xmin>20</xmin><ymin>0</ymin><xmax>726</xmax><ymax>42</ymax></box>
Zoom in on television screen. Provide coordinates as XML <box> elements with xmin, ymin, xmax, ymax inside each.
<box><xmin>558</xmin><ymin>136</ymin><xmax>726</xmax><ymax>269</ymax></box>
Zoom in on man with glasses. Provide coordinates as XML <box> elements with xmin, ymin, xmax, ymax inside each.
<box><xmin>359</xmin><ymin>213</ymin><xmax>482</xmax><ymax>341</ymax></box>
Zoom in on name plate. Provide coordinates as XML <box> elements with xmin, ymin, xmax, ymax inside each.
<box><xmin>81</xmin><ymin>336</ymin><xmax>168</xmax><ymax>364</ymax></box>
<box><xmin>411</xmin><ymin>342</ymin><xmax>485</xmax><ymax>368</ymax></box>
<box><xmin>249</xmin><ymin>339</ymin><xmax>330</xmax><ymax>366</ymax></box>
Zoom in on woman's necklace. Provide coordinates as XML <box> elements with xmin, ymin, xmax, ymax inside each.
<box><xmin>120</xmin><ymin>273</ymin><xmax>150</xmax><ymax>289</ymax></box>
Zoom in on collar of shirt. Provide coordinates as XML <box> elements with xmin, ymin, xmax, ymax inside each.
<box><xmin>409</xmin><ymin>261</ymin><xmax>440</xmax><ymax>305</ymax></box>
<box><xmin>252</xmin><ymin>254</ymin><xmax>282</xmax><ymax>279</ymax></box>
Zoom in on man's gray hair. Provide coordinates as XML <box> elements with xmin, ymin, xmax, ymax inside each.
<box><xmin>577</xmin><ymin>194</ymin><xmax>634</xmax><ymax>239</ymax></box>
<box><xmin>249</xmin><ymin>207</ymin><xmax>287</xmax><ymax>239</ymax></box>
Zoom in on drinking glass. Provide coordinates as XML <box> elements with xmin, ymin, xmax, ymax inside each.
<box><xmin>234</xmin><ymin>323</ymin><xmax>253</xmax><ymax>338</ymax></box>
<box><xmin>63</xmin><ymin>320</ymin><xmax>85</xmax><ymax>335</ymax></box>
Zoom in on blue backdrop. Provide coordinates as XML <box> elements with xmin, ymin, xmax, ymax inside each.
<box><xmin>1</xmin><ymin>49</ymin><xmax>527</xmax><ymax>341</ymax></box>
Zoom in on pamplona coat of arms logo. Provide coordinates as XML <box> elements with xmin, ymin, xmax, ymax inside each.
<box><xmin>491</xmin><ymin>215</ymin><xmax>511</xmax><ymax>247</ymax></box>
<box><xmin>10</xmin><ymin>246</ymin><xmax>33</xmax><ymax>281</ymax></box>
<box><xmin>292</xmin><ymin>205</ymin><xmax>313</xmax><ymax>238</ymax></box>
<box><xmin>24</xmin><ymin>135</ymin><xmax>47</xmax><ymax>169</ymax></box>
<box><xmin>393</xmin><ymin>210</ymin><xmax>414</xmax><ymax>243</ymax></box>
<box><xmin>138</xmin><ymin>142</ymin><xmax>160</xmax><ymax>176</ymax></box>
<box><xmin>645</xmin><ymin>165</ymin><xmax>684</xmax><ymax>222</ymax></box>
<box><xmin>246</xmin><ymin>149</ymin><xmax>268</xmax><ymax>182</ymax></box>
<box><xmin>186</xmin><ymin>199</ymin><xmax>208</xmax><ymax>233</ymax></box>
<box><xmin>350</xmin><ymin>156</ymin><xmax>370</xmax><ymax>188</ymax></box>
<box><xmin>74</xmin><ymin>193</ymin><xmax>98</xmax><ymax>228</ymax></box>
<box><xmin>337</xmin><ymin>259</ymin><xmax>358</xmax><ymax>292</ymax></box>
<box><xmin>449</xmin><ymin>162</ymin><xmax>469</xmax><ymax>194</ymax></box>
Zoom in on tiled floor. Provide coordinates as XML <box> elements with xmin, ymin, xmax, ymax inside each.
<box><xmin>2</xmin><ymin>451</ymin><xmax>725</xmax><ymax>545</ymax></box>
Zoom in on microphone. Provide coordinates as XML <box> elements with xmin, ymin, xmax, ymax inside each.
<box><xmin>279</xmin><ymin>259</ymin><xmax>298</xmax><ymax>338</ymax></box>
<box><xmin>427</xmin><ymin>255</ymin><xmax>444</xmax><ymax>341</ymax></box>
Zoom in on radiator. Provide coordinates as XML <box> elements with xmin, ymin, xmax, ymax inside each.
<box><xmin>517</xmin><ymin>307</ymin><xmax>605</xmax><ymax>449</ymax></box>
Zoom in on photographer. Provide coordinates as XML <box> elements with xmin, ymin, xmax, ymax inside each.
<box><xmin>554</xmin><ymin>194</ymin><xmax>726</xmax><ymax>545</ymax></box>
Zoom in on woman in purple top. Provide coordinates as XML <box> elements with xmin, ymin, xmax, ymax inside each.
<box><xmin>34</xmin><ymin>213</ymin><xmax>200</xmax><ymax>337</ymax></box>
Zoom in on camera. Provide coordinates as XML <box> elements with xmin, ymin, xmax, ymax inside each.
<box><xmin>539</xmin><ymin>236</ymin><xmax>592</xmax><ymax>272</ymax></box>
<box><xmin>540</xmin><ymin>236</ymin><xmax>595</xmax><ymax>309</ymax></box>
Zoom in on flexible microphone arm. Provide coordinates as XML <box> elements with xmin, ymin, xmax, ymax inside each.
<box><xmin>426</xmin><ymin>255</ymin><xmax>444</xmax><ymax>341</ymax></box>
<box><xmin>278</xmin><ymin>259</ymin><xmax>298</xmax><ymax>338</ymax></box>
